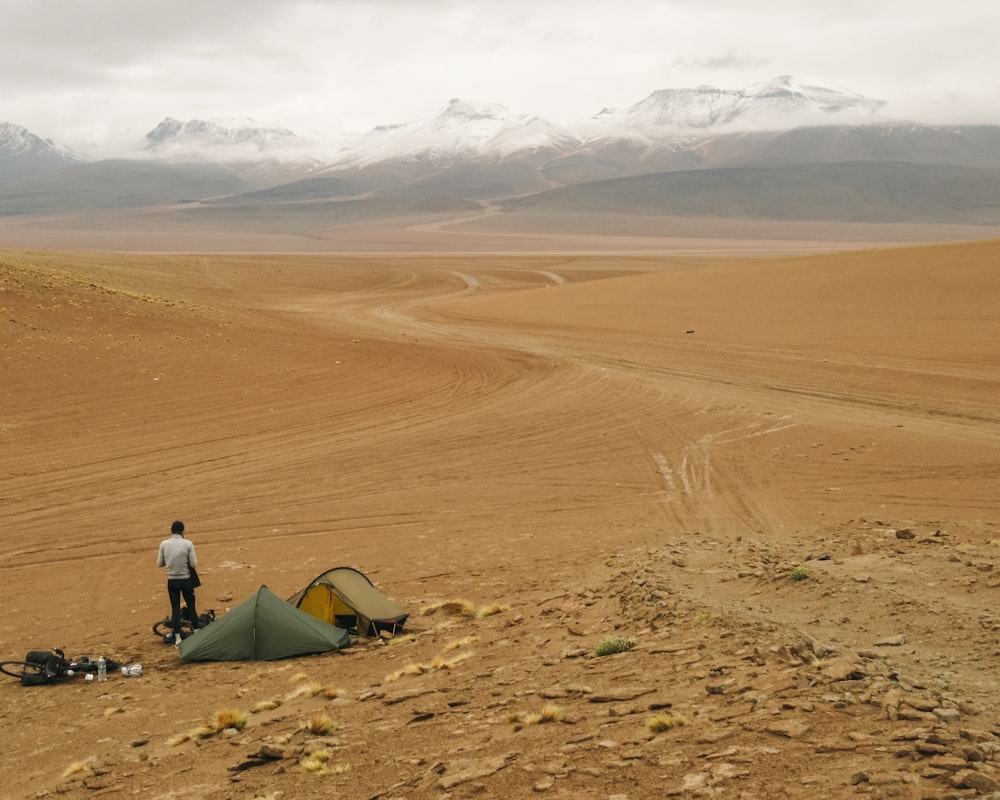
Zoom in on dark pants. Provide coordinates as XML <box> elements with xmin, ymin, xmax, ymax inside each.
<box><xmin>167</xmin><ymin>578</ymin><xmax>199</xmax><ymax>634</ymax></box>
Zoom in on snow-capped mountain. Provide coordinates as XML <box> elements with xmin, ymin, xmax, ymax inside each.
<box><xmin>143</xmin><ymin>117</ymin><xmax>322</xmax><ymax>162</ymax></box>
<box><xmin>599</xmin><ymin>76</ymin><xmax>885</xmax><ymax>132</ymax></box>
<box><xmin>326</xmin><ymin>98</ymin><xmax>581</xmax><ymax>168</ymax></box>
<box><xmin>0</xmin><ymin>121</ymin><xmax>79</xmax><ymax>158</ymax></box>
<box><xmin>3</xmin><ymin>77</ymin><xmax>888</xmax><ymax>172</ymax></box>
<box><xmin>0</xmin><ymin>122</ymin><xmax>80</xmax><ymax>179</ymax></box>
<box><xmin>321</xmin><ymin>78</ymin><xmax>883</xmax><ymax>168</ymax></box>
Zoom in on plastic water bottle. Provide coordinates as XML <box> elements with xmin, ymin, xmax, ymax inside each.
<box><xmin>97</xmin><ymin>656</ymin><xmax>107</xmax><ymax>682</ymax></box>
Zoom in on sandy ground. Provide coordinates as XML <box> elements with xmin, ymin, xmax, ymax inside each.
<box><xmin>2</xmin><ymin>238</ymin><xmax>1000</xmax><ymax>800</ymax></box>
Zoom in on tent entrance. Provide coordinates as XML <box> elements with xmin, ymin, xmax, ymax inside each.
<box><xmin>298</xmin><ymin>585</ymin><xmax>358</xmax><ymax>632</ymax></box>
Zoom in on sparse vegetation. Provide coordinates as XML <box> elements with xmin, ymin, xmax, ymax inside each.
<box><xmin>169</xmin><ymin>707</ymin><xmax>249</xmax><ymax>745</ymax></box>
<box><xmin>508</xmin><ymin>703</ymin><xmax>566</xmax><ymax>730</ymax></box>
<box><xmin>252</xmin><ymin>699</ymin><xmax>282</xmax><ymax>713</ymax></box>
<box><xmin>190</xmin><ymin>724</ymin><xmax>218</xmax><ymax>740</ymax></box>
<box><xmin>444</xmin><ymin>635</ymin><xmax>479</xmax><ymax>651</ymax></box>
<box><xmin>421</xmin><ymin>598</ymin><xmax>477</xmax><ymax>617</ymax></box>
<box><xmin>62</xmin><ymin>761</ymin><xmax>89</xmax><ymax>777</ymax></box>
<box><xmin>476</xmin><ymin>602</ymin><xmax>509</xmax><ymax>618</ymax></box>
<box><xmin>385</xmin><ymin>650</ymin><xmax>474</xmax><ymax>683</ymax></box>
<box><xmin>306</xmin><ymin>712</ymin><xmax>336</xmax><ymax>736</ymax></box>
<box><xmin>595</xmin><ymin>635</ymin><xmax>637</xmax><ymax>656</ymax></box>
<box><xmin>300</xmin><ymin>749</ymin><xmax>331</xmax><ymax>772</ymax></box>
<box><xmin>300</xmin><ymin>749</ymin><xmax>351</xmax><ymax>776</ymax></box>
<box><xmin>790</xmin><ymin>566</ymin><xmax>810</xmax><ymax>581</ymax></box>
<box><xmin>285</xmin><ymin>681</ymin><xmax>324</xmax><ymax>700</ymax></box>
<box><xmin>421</xmin><ymin>598</ymin><xmax>508</xmax><ymax>618</ymax></box>
<box><xmin>646</xmin><ymin>713</ymin><xmax>687</xmax><ymax>733</ymax></box>
<box><xmin>214</xmin><ymin>708</ymin><xmax>249</xmax><ymax>731</ymax></box>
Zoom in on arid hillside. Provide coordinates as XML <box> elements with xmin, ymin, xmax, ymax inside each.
<box><xmin>1</xmin><ymin>240</ymin><xmax>1000</xmax><ymax>800</ymax></box>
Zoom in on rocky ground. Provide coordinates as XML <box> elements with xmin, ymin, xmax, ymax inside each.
<box><xmin>1</xmin><ymin>241</ymin><xmax>999</xmax><ymax>799</ymax></box>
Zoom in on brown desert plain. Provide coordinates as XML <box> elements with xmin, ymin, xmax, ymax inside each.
<box><xmin>2</xmin><ymin>230</ymin><xmax>1000</xmax><ymax>800</ymax></box>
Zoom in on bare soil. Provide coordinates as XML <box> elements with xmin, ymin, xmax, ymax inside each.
<box><xmin>2</xmin><ymin>238</ymin><xmax>1000</xmax><ymax>800</ymax></box>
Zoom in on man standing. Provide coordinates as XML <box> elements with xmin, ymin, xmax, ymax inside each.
<box><xmin>157</xmin><ymin>520</ymin><xmax>200</xmax><ymax>642</ymax></box>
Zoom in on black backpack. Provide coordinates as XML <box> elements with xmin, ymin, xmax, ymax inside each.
<box><xmin>21</xmin><ymin>649</ymin><xmax>68</xmax><ymax>686</ymax></box>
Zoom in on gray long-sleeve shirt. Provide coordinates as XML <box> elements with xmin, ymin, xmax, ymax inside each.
<box><xmin>157</xmin><ymin>533</ymin><xmax>197</xmax><ymax>580</ymax></box>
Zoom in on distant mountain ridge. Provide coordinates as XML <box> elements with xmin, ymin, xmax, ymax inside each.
<box><xmin>4</xmin><ymin>77</ymin><xmax>1000</xmax><ymax>233</ymax></box>
<box><xmin>3</xmin><ymin>76</ymin><xmax>885</xmax><ymax>168</ymax></box>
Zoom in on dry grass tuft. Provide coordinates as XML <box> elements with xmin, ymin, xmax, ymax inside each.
<box><xmin>290</xmin><ymin>671</ymin><xmax>310</xmax><ymax>682</ymax></box>
<box><xmin>167</xmin><ymin>732</ymin><xmax>191</xmax><ymax>747</ymax></box>
<box><xmin>300</xmin><ymin>749</ymin><xmax>330</xmax><ymax>773</ymax></box>
<box><xmin>385</xmin><ymin>664</ymin><xmax>425</xmax><ymax>683</ymax></box>
<box><xmin>214</xmin><ymin>707</ymin><xmax>249</xmax><ymax>731</ymax></box>
<box><xmin>62</xmin><ymin>761</ymin><xmax>89</xmax><ymax>777</ymax></box>
<box><xmin>421</xmin><ymin>598</ymin><xmax>477</xmax><ymax>617</ymax></box>
<box><xmin>252</xmin><ymin>699</ymin><xmax>282</xmax><ymax>713</ymax></box>
<box><xmin>386</xmin><ymin>633</ymin><xmax>417</xmax><ymax>646</ymax></box>
<box><xmin>190</xmin><ymin>724</ymin><xmax>218</xmax><ymax>740</ymax></box>
<box><xmin>285</xmin><ymin>682</ymin><xmax>323</xmax><ymax>700</ymax></box>
<box><xmin>444</xmin><ymin>635</ymin><xmax>479</xmax><ymax>651</ymax></box>
<box><xmin>300</xmin><ymin>750</ymin><xmax>352</xmax><ymax>776</ymax></box>
<box><xmin>509</xmin><ymin>703</ymin><xmax>566</xmax><ymax>728</ymax></box>
<box><xmin>476</xmin><ymin>602</ymin><xmax>509</xmax><ymax>618</ymax></box>
<box><xmin>322</xmin><ymin>685</ymin><xmax>346</xmax><ymax>699</ymax></box>
<box><xmin>306</xmin><ymin>712</ymin><xmax>337</xmax><ymax>735</ymax></box>
<box><xmin>385</xmin><ymin>650</ymin><xmax>474</xmax><ymax>682</ymax></box>
<box><xmin>646</xmin><ymin>713</ymin><xmax>688</xmax><ymax>733</ymax></box>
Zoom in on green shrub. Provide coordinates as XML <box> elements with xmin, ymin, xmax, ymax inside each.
<box><xmin>595</xmin><ymin>635</ymin><xmax>637</xmax><ymax>657</ymax></box>
<box><xmin>790</xmin><ymin>566</ymin><xmax>809</xmax><ymax>581</ymax></box>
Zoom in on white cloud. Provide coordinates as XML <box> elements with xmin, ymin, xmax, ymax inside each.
<box><xmin>1</xmin><ymin>0</ymin><xmax>998</xmax><ymax>153</ymax></box>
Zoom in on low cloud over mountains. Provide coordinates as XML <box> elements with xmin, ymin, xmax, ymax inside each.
<box><xmin>2</xmin><ymin>77</ymin><xmax>1000</xmax><ymax>234</ymax></box>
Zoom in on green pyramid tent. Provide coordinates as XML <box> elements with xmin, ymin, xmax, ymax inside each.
<box><xmin>287</xmin><ymin>566</ymin><xmax>408</xmax><ymax>636</ymax></box>
<box><xmin>178</xmin><ymin>585</ymin><xmax>350</xmax><ymax>662</ymax></box>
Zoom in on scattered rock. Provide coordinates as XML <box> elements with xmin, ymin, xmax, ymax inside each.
<box><xmin>764</xmin><ymin>720</ymin><xmax>812</xmax><ymax>739</ymax></box>
<box><xmin>819</xmin><ymin>657</ymin><xmax>866</xmax><ymax>682</ymax></box>
<box><xmin>438</xmin><ymin>756</ymin><xmax>514</xmax><ymax>790</ymax></box>
<box><xmin>588</xmin><ymin>687</ymin><xmax>656</xmax><ymax>703</ymax></box>
<box><xmin>934</xmin><ymin>707</ymin><xmax>962</xmax><ymax>724</ymax></box>
<box><xmin>951</xmin><ymin>769</ymin><xmax>1000</xmax><ymax>793</ymax></box>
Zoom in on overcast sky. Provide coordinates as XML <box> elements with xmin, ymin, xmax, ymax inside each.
<box><xmin>2</xmin><ymin>0</ymin><xmax>999</xmax><ymax>152</ymax></box>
